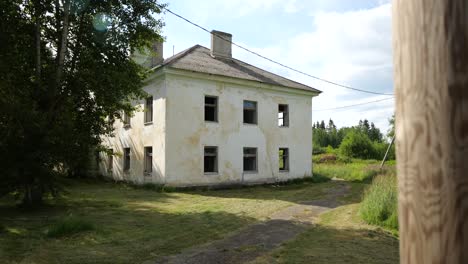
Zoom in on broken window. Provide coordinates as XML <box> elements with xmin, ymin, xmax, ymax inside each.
<box><xmin>144</xmin><ymin>146</ymin><xmax>152</xmax><ymax>176</ymax></box>
<box><xmin>278</xmin><ymin>104</ymin><xmax>289</xmax><ymax>127</ymax></box>
<box><xmin>145</xmin><ymin>96</ymin><xmax>153</xmax><ymax>123</ymax></box>
<box><xmin>205</xmin><ymin>96</ymin><xmax>218</xmax><ymax>122</ymax></box>
<box><xmin>123</xmin><ymin>148</ymin><xmax>130</xmax><ymax>172</ymax></box>
<box><xmin>123</xmin><ymin>111</ymin><xmax>131</xmax><ymax>127</ymax></box>
<box><xmin>279</xmin><ymin>148</ymin><xmax>289</xmax><ymax>171</ymax></box>
<box><xmin>243</xmin><ymin>100</ymin><xmax>257</xmax><ymax>124</ymax></box>
<box><xmin>107</xmin><ymin>149</ymin><xmax>113</xmax><ymax>173</ymax></box>
<box><xmin>243</xmin><ymin>147</ymin><xmax>257</xmax><ymax>172</ymax></box>
<box><xmin>204</xmin><ymin>146</ymin><xmax>218</xmax><ymax>173</ymax></box>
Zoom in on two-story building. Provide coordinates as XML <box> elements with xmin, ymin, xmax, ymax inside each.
<box><xmin>99</xmin><ymin>30</ymin><xmax>321</xmax><ymax>187</ymax></box>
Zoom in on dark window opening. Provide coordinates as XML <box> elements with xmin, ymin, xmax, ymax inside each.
<box><xmin>144</xmin><ymin>147</ymin><xmax>152</xmax><ymax>175</ymax></box>
<box><xmin>278</xmin><ymin>104</ymin><xmax>289</xmax><ymax>127</ymax></box>
<box><xmin>123</xmin><ymin>148</ymin><xmax>130</xmax><ymax>172</ymax></box>
<box><xmin>279</xmin><ymin>148</ymin><xmax>289</xmax><ymax>171</ymax></box>
<box><xmin>145</xmin><ymin>96</ymin><xmax>153</xmax><ymax>123</ymax></box>
<box><xmin>243</xmin><ymin>147</ymin><xmax>257</xmax><ymax>172</ymax></box>
<box><xmin>205</xmin><ymin>96</ymin><xmax>218</xmax><ymax>122</ymax></box>
<box><xmin>123</xmin><ymin>111</ymin><xmax>131</xmax><ymax>127</ymax></box>
<box><xmin>243</xmin><ymin>100</ymin><xmax>257</xmax><ymax>124</ymax></box>
<box><xmin>204</xmin><ymin>146</ymin><xmax>218</xmax><ymax>173</ymax></box>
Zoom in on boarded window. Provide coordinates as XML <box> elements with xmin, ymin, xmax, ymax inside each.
<box><xmin>278</xmin><ymin>104</ymin><xmax>289</xmax><ymax>127</ymax></box>
<box><xmin>123</xmin><ymin>148</ymin><xmax>130</xmax><ymax>172</ymax></box>
<box><xmin>123</xmin><ymin>111</ymin><xmax>131</xmax><ymax>127</ymax></box>
<box><xmin>204</xmin><ymin>146</ymin><xmax>218</xmax><ymax>173</ymax></box>
<box><xmin>205</xmin><ymin>96</ymin><xmax>218</xmax><ymax>122</ymax></box>
<box><xmin>145</xmin><ymin>96</ymin><xmax>153</xmax><ymax>123</ymax></box>
<box><xmin>107</xmin><ymin>149</ymin><xmax>113</xmax><ymax>173</ymax></box>
<box><xmin>243</xmin><ymin>100</ymin><xmax>257</xmax><ymax>124</ymax></box>
<box><xmin>243</xmin><ymin>147</ymin><xmax>257</xmax><ymax>172</ymax></box>
<box><xmin>144</xmin><ymin>147</ymin><xmax>152</xmax><ymax>176</ymax></box>
<box><xmin>279</xmin><ymin>148</ymin><xmax>289</xmax><ymax>171</ymax></box>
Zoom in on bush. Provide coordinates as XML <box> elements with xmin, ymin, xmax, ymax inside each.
<box><xmin>339</xmin><ymin>130</ymin><xmax>376</xmax><ymax>159</ymax></box>
<box><xmin>46</xmin><ymin>217</ymin><xmax>95</xmax><ymax>238</ymax></box>
<box><xmin>360</xmin><ymin>174</ymin><xmax>398</xmax><ymax>230</ymax></box>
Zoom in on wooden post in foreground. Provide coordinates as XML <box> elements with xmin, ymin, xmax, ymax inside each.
<box><xmin>393</xmin><ymin>0</ymin><xmax>468</xmax><ymax>263</ymax></box>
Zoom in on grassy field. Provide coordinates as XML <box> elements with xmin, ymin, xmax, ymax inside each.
<box><xmin>1</xmin><ymin>162</ymin><xmax>398</xmax><ymax>264</ymax></box>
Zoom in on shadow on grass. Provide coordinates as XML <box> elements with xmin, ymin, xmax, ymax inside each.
<box><xmin>256</xmin><ymin>225</ymin><xmax>399</xmax><ymax>264</ymax></box>
<box><xmin>0</xmin><ymin>192</ymin><xmax>257</xmax><ymax>264</ymax></box>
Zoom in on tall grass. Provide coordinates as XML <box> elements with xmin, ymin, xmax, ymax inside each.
<box><xmin>313</xmin><ymin>162</ymin><xmax>380</xmax><ymax>182</ymax></box>
<box><xmin>360</xmin><ymin>174</ymin><xmax>398</xmax><ymax>231</ymax></box>
<box><xmin>46</xmin><ymin>217</ymin><xmax>95</xmax><ymax>238</ymax></box>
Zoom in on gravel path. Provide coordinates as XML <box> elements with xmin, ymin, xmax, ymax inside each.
<box><xmin>144</xmin><ymin>181</ymin><xmax>350</xmax><ymax>264</ymax></box>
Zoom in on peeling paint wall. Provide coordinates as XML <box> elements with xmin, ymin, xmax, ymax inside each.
<box><xmin>98</xmin><ymin>77</ymin><xmax>167</xmax><ymax>184</ymax></box>
<box><xmin>165</xmin><ymin>71</ymin><xmax>313</xmax><ymax>186</ymax></box>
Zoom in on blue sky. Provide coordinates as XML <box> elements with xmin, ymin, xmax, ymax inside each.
<box><xmin>158</xmin><ymin>0</ymin><xmax>394</xmax><ymax>135</ymax></box>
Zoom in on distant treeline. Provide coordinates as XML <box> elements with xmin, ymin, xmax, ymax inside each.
<box><xmin>313</xmin><ymin>118</ymin><xmax>395</xmax><ymax>160</ymax></box>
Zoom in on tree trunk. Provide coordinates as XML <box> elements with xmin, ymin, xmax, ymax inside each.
<box><xmin>55</xmin><ymin>0</ymin><xmax>70</xmax><ymax>88</ymax></box>
<box><xmin>34</xmin><ymin>0</ymin><xmax>41</xmax><ymax>89</ymax></box>
<box><xmin>393</xmin><ymin>0</ymin><xmax>468</xmax><ymax>263</ymax></box>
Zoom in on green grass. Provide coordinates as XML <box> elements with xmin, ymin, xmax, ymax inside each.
<box><xmin>46</xmin><ymin>217</ymin><xmax>95</xmax><ymax>238</ymax></box>
<box><xmin>0</xmin><ymin>180</ymin><xmax>336</xmax><ymax>264</ymax></box>
<box><xmin>360</xmin><ymin>174</ymin><xmax>398</xmax><ymax>232</ymax></box>
<box><xmin>252</xmin><ymin>204</ymin><xmax>399</xmax><ymax>264</ymax></box>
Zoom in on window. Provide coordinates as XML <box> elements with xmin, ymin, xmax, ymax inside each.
<box><xmin>107</xmin><ymin>149</ymin><xmax>113</xmax><ymax>173</ymax></box>
<box><xmin>205</xmin><ymin>96</ymin><xmax>218</xmax><ymax>122</ymax></box>
<box><xmin>123</xmin><ymin>148</ymin><xmax>130</xmax><ymax>172</ymax></box>
<box><xmin>279</xmin><ymin>148</ymin><xmax>289</xmax><ymax>171</ymax></box>
<box><xmin>144</xmin><ymin>147</ymin><xmax>152</xmax><ymax>176</ymax></box>
<box><xmin>243</xmin><ymin>100</ymin><xmax>257</xmax><ymax>124</ymax></box>
<box><xmin>243</xmin><ymin>147</ymin><xmax>257</xmax><ymax>172</ymax></box>
<box><xmin>123</xmin><ymin>111</ymin><xmax>131</xmax><ymax>127</ymax></box>
<box><xmin>145</xmin><ymin>96</ymin><xmax>153</xmax><ymax>123</ymax></box>
<box><xmin>278</xmin><ymin>104</ymin><xmax>289</xmax><ymax>127</ymax></box>
<box><xmin>204</xmin><ymin>146</ymin><xmax>218</xmax><ymax>173</ymax></box>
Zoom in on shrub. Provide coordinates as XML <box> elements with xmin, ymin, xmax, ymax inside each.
<box><xmin>339</xmin><ymin>130</ymin><xmax>375</xmax><ymax>159</ymax></box>
<box><xmin>46</xmin><ymin>217</ymin><xmax>94</xmax><ymax>238</ymax></box>
<box><xmin>312</xmin><ymin>146</ymin><xmax>325</xmax><ymax>155</ymax></box>
<box><xmin>360</xmin><ymin>174</ymin><xmax>398</xmax><ymax>230</ymax></box>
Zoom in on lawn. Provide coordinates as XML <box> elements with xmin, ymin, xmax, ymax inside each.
<box><xmin>0</xmin><ymin>172</ymin><xmax>398</xmax><ymax>264</ymax></box>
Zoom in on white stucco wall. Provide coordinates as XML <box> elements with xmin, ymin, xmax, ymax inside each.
<box><xmin>99</xmin><ymin>75</ymin><xmax>167</xmax><ymax>184</ymax></box>
<box><xmin>164</xmin><ymin>70</ymin><xmax>314</xmax><ymax>186</ymax></box>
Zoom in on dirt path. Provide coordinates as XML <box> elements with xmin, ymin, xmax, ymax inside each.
<box><xmin>144</xmin><ymin>181</ymin><xmax>350</xmax><ymax>264</ymax></box>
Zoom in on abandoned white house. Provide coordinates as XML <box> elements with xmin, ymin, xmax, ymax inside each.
<box><xmin>98</xmin><ymin>30</ymin><xmax>321</xmax><ymax>186</ymax></box>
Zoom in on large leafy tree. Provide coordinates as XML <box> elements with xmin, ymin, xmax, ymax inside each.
<box><xmin>0</xmin><ymin>0</ymin><xmax>165</xmax><ymax>205</ymax></box>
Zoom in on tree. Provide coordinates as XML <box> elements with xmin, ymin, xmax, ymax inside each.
<box><xmin>0</xmin><ymin>0</ymin><xmax>165</xmax><ymax>205</ymax></box>
<box><xmin>339</xmin><ymin>130</ymin><xmax>375</xmax><ymax>159</ymax></box>
<box><xmin>387</xmin><ymin>114</ymin><xmax>395</xmax><ymax>139</ymax></box>
<box><xmin>368</xmin><ymin>122</ymin><xmax>383</xmax><ymax>142</ymax></box>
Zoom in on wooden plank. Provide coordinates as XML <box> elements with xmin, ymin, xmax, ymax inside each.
<box><xmin>393</xmin><ymin>0</ymin><xmax>468</xmax><ymax>263</ymax></box>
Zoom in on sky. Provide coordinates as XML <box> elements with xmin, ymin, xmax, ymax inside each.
<box><xmin>157</xmin><ymin>0</ymin><xmax>394</xmax><ymax>135</ymax></box>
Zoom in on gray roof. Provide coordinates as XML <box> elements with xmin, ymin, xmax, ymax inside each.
<box><xmin>158</xmin><ymin>45</ymin><xmax>320</xmax><ymax>93</ymax></box>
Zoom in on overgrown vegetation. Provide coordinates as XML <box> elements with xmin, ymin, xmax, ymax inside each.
<box><xmin>0</xmin><ymin>0</ymin><xmax>165</xmax><ymax>206</ymax></box>
<box><xmin>360</xmin><ymin>174</ymin><xmax>398</xmax><ymax>231</ymax></box>
<box><xmin>46</xmin><ymin>217</ymin><xmax>95</xmax><ymax>238</ymax></box>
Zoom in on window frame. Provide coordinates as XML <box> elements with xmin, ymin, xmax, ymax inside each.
<box><xmin>144</xmin><ymin>96</ymin><xmax>153</xmax><ymax>124</ymax></box>
<box><xmin>123</xmin><ymin>147</ymin><xmax>131</xmax><ymax>172</ymax></box>
<box><xmin>279</xmin><ymin>148</ymin><xmax>289</xmax><ymax>172</ymax></box>
<box><xmin>204</xmin><ymin>95</ymin><xmax>218</xmax><ymax>122</ymax></box>
<box><xmin>144</xmin><ymin>146</ymin><xmax>152</xmax><ymax>176</ymax></box>
<box><xmin>243</xmin><ymin>147</ymin><xmax>258</xmax><ymax>173</ymax></box>
<box><xmin>278</xmin><ymin>104</ymin><xmax>289</xmax><ymax>127</ymax></box>
<box><xmin>243</xmin><ymin>100</ymin><xmax>258</xmax><ymax>125</ymax></box>
<box><xmin>123</xmin><ymin>111</ymin><xmax>131</xmax><ymax>128</ymax></box>
<box><xmin>204</xmin><ymin>146</ymin><xmax>218</xmax><ymax>174</ymax></box>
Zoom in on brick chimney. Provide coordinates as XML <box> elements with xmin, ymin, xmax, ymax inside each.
<box><xmin>149</xmin><ymin>41</ymin><xmax>164</xmax><ymax>67</ymax></box>
<box><xmin>211</xmin><ymin>30</ymin><xmax>232</xmax><ymax>58</ymax></box>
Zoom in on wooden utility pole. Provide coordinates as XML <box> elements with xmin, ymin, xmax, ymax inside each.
<box><xmin>393</xmin><ymin>1</ymin><xmax>468</xmax><ymax>263</ymax></box>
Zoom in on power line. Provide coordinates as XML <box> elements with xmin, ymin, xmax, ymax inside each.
<box><xmin>312</xmin><ymin>97</ymin><xmax>394</xmax><ymax>111</ymax></box>
<box><xmin>163</xmin><ymin>7</ymin><xmax>394</xmax><ymax>96</ymax></box>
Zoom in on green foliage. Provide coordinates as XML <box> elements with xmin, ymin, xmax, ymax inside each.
<box><xmin>360</xmin><ymin>174</ymin><xmax>398</xmax><ymax>230</ymax></box>
<box><xmin>0</xmin><ymin>0</ymin><xmax>165</xmax><ymax>205</ymax></box>
<box><xmin>314</xmin><ymin>161</ymin><xmax>380</xmax><ymax>182</ymax></box>
<box><xmin>339</xmin><ymin>130</ymin><xmax>376</xmax><ymax>159</ymax></box>
<box><xmin>46</xmin><ymin>217</ymin><xmax>95</xmax><ymax>238</ymax></box>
